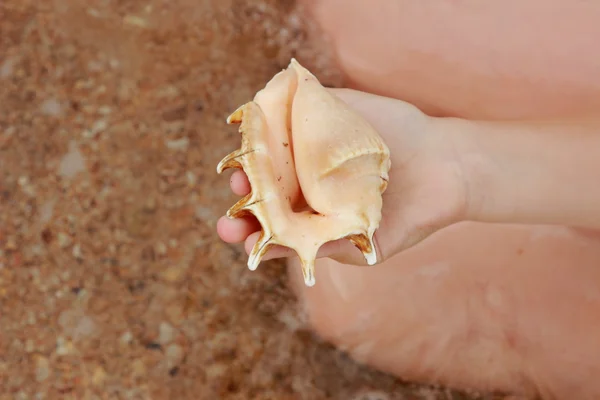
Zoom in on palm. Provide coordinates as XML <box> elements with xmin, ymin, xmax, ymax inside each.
<box><xmin>330</xmin><ymin>89</ymin><xmax>466</xmax><ymax>261</ymax></box>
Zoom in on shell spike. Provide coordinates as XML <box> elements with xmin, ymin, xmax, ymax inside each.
<box><xmin>216</xmin><ymin>149</ymin><xmax>244</xmax><ymax>173</ymax></box>
<box><xmin>363</xmin><ymin>235</ymin><xmax>378</xmax><ymax>265</ymax></box>
<box><xmin>248</xmin><ymin>232</ymin><xmax>275</xmax><ymax>271</ymax></box>
<box><xmin>295</xmin><ymin>244</ymin><xmax>320</xmax><ymax>287</ymax></box>
<box><xmin>226</xmin><ymin>193</ymin><xmax>261</xmax><ymax>218</ymax></box>
<box><xmin>226</xmin><ymin>105</ymin><xmax>245</xmax><ymax>124</ymax></box>
<box><xmin>300</xmin><ymin>257</ymin><xmax>316</xmax><ymax>287</ymax></box>
<box><xmin>347</xmin><ymin>232</ymin><xmax>378</xmax><ymax>265</ymax></box>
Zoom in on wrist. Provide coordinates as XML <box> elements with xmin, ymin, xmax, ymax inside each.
<box><xmin>437</xmin><ymin>116</ymin><xmax>600</xmax><ymax>229</ymax></box>
<box><xmin>433</xmin><ymin>116</ymin><xmax>501</xmax><ymax>224</ymax></box>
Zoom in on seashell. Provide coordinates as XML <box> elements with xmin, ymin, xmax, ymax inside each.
<box><xmin>217</xmin><ymin>59</ymin><xmax>391</xmax><ymax>287</ymax></box>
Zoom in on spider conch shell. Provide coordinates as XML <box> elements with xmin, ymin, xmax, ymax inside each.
<box><xmin>217</xmin><ymin>59</ymin><xmax>391</xmax><ymax>287</ymax></box>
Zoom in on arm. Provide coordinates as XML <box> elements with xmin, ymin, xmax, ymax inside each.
<box><xmin>442</xmin><ymin>117</ymin><xmax>600</xmax><ymax>229</ymax></box>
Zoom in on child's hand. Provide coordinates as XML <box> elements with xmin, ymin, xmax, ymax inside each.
<box><xmin>217</xmin><ymin>88</ymin><xmax>468</xmax><ymax>266</ymax></box>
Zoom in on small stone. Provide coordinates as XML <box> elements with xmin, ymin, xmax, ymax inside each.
<box><xmin>74</xmin><ymin>79</ymin><xmax>94</xmax><ymax>90</ymax></box>
<box><xmin>120</xmin><ymin>331</ymin><xmax>133</xmax><ymax>345</ymax></box>
<box><xmin>59</xmin><ymin>308</ymin><xmax>98</xmax><ymax>341</ymax></box>
<box><xmin>91</xmin><ymin>119</ymin><xmax>107</xmax><ymax>135</ymax></box>
<box><xmin>56</xmin><ymin>336</ymin><xmax>75</xmax><ymax>355</ymax></box>
<box><xmin>39</xmin><ymin>200</ymin><xmax>55</xmax><ymax>224</ymax></box>
<box><xmin>160</xmin><ymin>266</ymin><xmax>186</xmax><ymax>283</ymax></box>
<box><xmin>144</xmin><ymin>197</ymin><xmax>157</xmax><ymax>212</ymax></box>
<box><xmin>185</xmin><ymin>171</ymin><xmax>196</xmax><ymax>186</ymax></box>
<box><xmin>158</xmin><ymin>322</ymin><xmax>175</xmax><ymax>344</ymax></box>
<box><xmin>21</xmin><ymin>184</ymin><xmax>36</xmax><ymax>196</ymax></box>
<box><xmin>57</xmin><ymin>232</ymin><xmax>72</xmax><ymax>248</ymax></box>
<box><xmin>131</xmin><ymin>359</ymin><xmax>146</xmax><ymax>377</ymax></box>
<box><xmin>87</xmin><ymin>8</ymin><xmax>101</xmax><ymax>18</ymax></box>
<box><xmin>72</xmin><ymin>244</ymin><xmax>82</xmax><ymax>259</ymax></box>
<box><xmin>98</xmin><ymin>105</ymin><xmax>112</xmax><ymax>115</ymax></box>
<box><xmin>205</xmin><ymin>363</ymin><xmax>228</xmax><ymax>380</ymax></box>
<box><xmin>0</xmin><ymin>57</ymin><xmax>16</xmax><ymax>78</ymax></box>
<box><xmin>25</xmin><ymin>339</ymin><xmax>35</xmax><ymax>353</ymax></box>
<box><xmin>92</xmin><ymin>366</ymin><xmax>106</xmax><ymax>386</ymax></box>
<box><xmin>15</xmin><ymin>391</ymin><xmax>28</xmax><ymax>400</ymax></box>
<box><xmin>195</xmin><ymin>206</ymin><xmax>216</xmax><ymax>223</ymax></box>
<box><xmin>156</xmin><ymin>85</ymin><xmax>180</xmax><ymax>99</ymax></box>
<box><xmin>5</xmin><ymin>236</ymin><xmax>17</xmax><ymax>251</ymax></box>
<box><xmin>58</xmin><ymin>141</ymin><xmax>87</xmax><ymax>179</ymax></box>
<box><xmin>123</xmin><ymin>15</ymin><xmax>148</xmax><ymax>28</ymax></box>
<box><xmin>155</xmin><ymin>242</ymin><xmax>167</xmax><ymax>256</ymax></box>
<box><xmin>11</xmin><ymin>338</ymin><xmax>25</xmax><ymax>351</ymax></box>
<box><xmin>75</xmin><ymin>288</ymin><xmax>88</xmax><ymax>300</ymax></box>
<box><xmin>18</xmin><ymin>176</ymin><xmax>29</xmax><ymax>186</ymax></box>
<box><xmin>165</xmin><ymin>344</ymin><xmax>184</xmax><ymax>370</ymax></box>
<box><xmin>83</xmin><ymin>119</ymin><xmax>108</xmax><ymax>138</ymax></box>
<box><xmin>34</xmin><ymin>355</ymin><xmax>50</xmax><ymax>382</ymax></box>
<box><xmin>165</xmin><ymin>137</ymin><xmax>189</xmax><ymax>151</ymax></box>
<box><xmin>40</xmin><ymin>98</ymin><xmax>63</xmax><ymax>117</ymax></box>
<box><xmin>74</xmin><ymin>316</ymin><xmax>97</xmax><ymax>339</ymax></box>
<box><xmin>277</xmin><ymin>308</ymin><xmax>304</xmax><ymax>331</ymax></box>
<box><xmin>87</xmin><ymin>60</ymin><xmax>103</xmax><ymax>72</ymax></box>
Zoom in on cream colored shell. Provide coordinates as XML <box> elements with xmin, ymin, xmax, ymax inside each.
<box><xmin>217</xmin><ymin>59</ymin><xmax>391</xmax><ymax>287</ymax></box>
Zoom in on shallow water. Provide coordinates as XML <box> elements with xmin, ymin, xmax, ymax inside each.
<box><xmin>0</xmin><ymin>0</ymin><xmax>504</xmax><ymax>398</ymax></box>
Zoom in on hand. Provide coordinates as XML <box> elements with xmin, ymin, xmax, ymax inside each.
<box><xmin>217</xmin><ymin>88</ymin><xmax>468</xmax><ymax>266</ymax></box>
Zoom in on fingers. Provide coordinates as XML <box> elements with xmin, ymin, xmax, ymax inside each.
<box><xmin>217</xmin><ymin>170</ymin><xmax>257</xmax><ymax>244</ymax></box>
<box><xmin>229</xmin><ymin>170</ymin><xmax>250</xmax><ymax>196</ymax></box>
<box><xmin>216</xmin><ymin>215</ymin><xmax>261</xmax><ymax>243</ymax></box>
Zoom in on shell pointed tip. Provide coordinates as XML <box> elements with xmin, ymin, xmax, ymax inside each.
<box><xmin>248</xmin><ymin>233</ymin><xmax>274</xmax><ymax>271</ymax></box>
<box><xmin>216</xmin><ymin>149</ymin><xmax>243</xmax><ymax>173</ymax></box>
<box><xmin>365</xmin><ymin>252</ymin><xmax>377</xmax><ymax>266</ymax></box>
<box><xmin>363</xmin><ymin>247</ymin><xmax>377</xmax><ymax>265</ymax></box>
<box><xmin>300</xmin><ymin>258</ymin><xmax>316</xmax><ymax>287</ymax></box>
<box><xmin>227</xmin><ymin>106</ymin><xmax>244</xmax><ymax>124</ymax></box>
<box><xmin>248</xmin><ymin>260</ymin><xmax>259</xmax><ymax>271</ymax></box>
<box><xmin>289</xmin><ymin>58</ymin><xmax>303</xmax><ymax>71</ymax></box>
<box><xmin>304</xmin><ymin>275</ymin><xmax>316</xmax><ymax>287</ymax></box>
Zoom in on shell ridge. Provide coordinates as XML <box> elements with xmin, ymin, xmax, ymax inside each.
<box><xmin>319</xmin><ymin>148</ymin><xmax>390</xmax><ymax>180</ymax></box>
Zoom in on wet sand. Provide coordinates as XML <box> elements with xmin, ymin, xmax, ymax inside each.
<box><xmin>0</xmin><ymin>1</ymin><xmax>502</xmax><ymax>398</ymax></box>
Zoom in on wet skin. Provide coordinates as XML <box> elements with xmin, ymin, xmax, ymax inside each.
<box><xmin>218</xmin><ymin>1</ymin><xmax>600</xmax><ymax>398</ymax></box>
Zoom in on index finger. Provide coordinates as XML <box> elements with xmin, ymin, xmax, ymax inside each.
<box><xmin>230</xmin><ymin>169</ymin><xmax>251</xmax><ymax>196</ymax></box>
